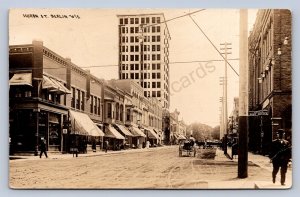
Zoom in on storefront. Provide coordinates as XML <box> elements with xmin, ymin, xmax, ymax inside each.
<box><xmin>144</xmin><ymin>127</ymin><xmax>160</xmax><ymax>147</ymax></box>
<box><xmin>114</xmin><ymin>124</ymin><xmax>133</xmax><ymax>148</ymax></box>
<box><xmin>97</xmin><ymin>123</ymin><xmax>125</xmax><ymax>150</ymax></box>
<box><xmin>9</xmin><ymin>72</ymin><xmax>70</xmax><ymax>154</ymax></box>
<box><xmin>69</xmin><ymin>110</ymin><xmax>104</xmax><ymax>153</ymax></box>
<box><xmin>128</xmin><ymin>125</ymin><xmax>146</xmax><ymax>149</ymax></box>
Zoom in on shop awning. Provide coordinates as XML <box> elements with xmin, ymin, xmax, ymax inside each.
<box><xmin>9</xmin><ymin>73</ymin><xmax>32</xmax><ymax>86</ymax></box>
<box><xmin>115</xmin><ymin>124</ymin><xmax>133</xmax><ymax>136</ymax></box>
<box><xmin>69</xmin><ymin>110</ymin><xmax>104</xmax><ymax>136</ymax></box>
<box><xmin>130</xmin><ymin>126</ymin><xmax>146</xmax><ymax>137</ymax></box>
<box><xmin>145</xmin><ymin>128</ymin><xmax>160</xmax><ymax>139</ymax></box>
<box><xmin>43</xmin><ymin>74</ymin><xmax>71</xmax><ymax>94</ymax></box>
<box><xmin>105</xmin><ymin>125</ymin><xmax>125</xmax><ymax>139</ymax></box>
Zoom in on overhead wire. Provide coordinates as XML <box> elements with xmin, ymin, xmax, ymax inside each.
<box><xmin>8</xmin><ymin>58</ymin><xmax>239</xmax><ymax>70</ymax></box>
<box><xmin>10</xmin><ymin>9</ymin><xmax>241</xmax><ymax>74</ymax></box>
<box><xmin>188</xmin><ymin>14</ymin><xmax>239</xmax><ymax>76</ymax></box>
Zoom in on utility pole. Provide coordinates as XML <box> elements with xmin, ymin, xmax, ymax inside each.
<box><xmin>219</xmin><ymin>76</ymin><xmax>224</xmax><ymax>140</ymax></box>
<box><xmin>220</xmin><ymin>42</ymin><xmax>231</xmax><ymax>154</ymax></box>
<box><xmin>138</xmin><ymin>24</ymin><xmax>145</xmax><ymax>89</ymax></box>
<box><xmin>238</xmin><ymin>9</ymin><xmax>249</xmax><ymax>178</ymax></box>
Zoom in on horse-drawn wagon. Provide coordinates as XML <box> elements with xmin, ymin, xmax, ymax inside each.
<box><xmin>179</xmin><ymin>140</ymin><xmax>196</xmax><ymax>157</ymax></box>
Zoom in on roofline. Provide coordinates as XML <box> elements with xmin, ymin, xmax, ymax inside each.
<box><xmin>116</xmin><ymin>13</ymin><xmax>171</xmax><ymax>39</ymax></box>
<box><xmin>117</xmin><ymin>13</ymin><xmax>165</xmax><ymax>17</ymax></box>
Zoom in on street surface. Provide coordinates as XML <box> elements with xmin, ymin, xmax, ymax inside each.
<box><xmin>10</xmin><ymin>146</ymin><xmax>273</xmax><ymax>189</ymax></box>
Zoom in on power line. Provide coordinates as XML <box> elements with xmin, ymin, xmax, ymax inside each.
<box><xmin>9</xmin><ymin>58</ymin><xmax>239</xmax><ymax>71</ymax></box>
<box><xmin>142</xmin><ymin>9</ymin><xmax>206</xmax><ymax>29</ymax></box>
<box><xmin>188</xmin><ymin>14</ymin><xmax>239</xmax><ymax>76</ymax></box>
<box><xmin>170</xmin><ymin>58</ymin><xmax>239</xmax><ymax>64</ymax></box>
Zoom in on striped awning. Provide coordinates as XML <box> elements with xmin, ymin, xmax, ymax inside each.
<box><xmin>144</xmin><ymin>128</ymin><xmax>160</xmax><ymax>139</ymax></box>
<box><xmin>69</xmin><ymin>110</ymin><xmax>104</xmax><ymax>136</ymax></box>
<box><xmin>130</xmin><ymin>126</ymin><xmax>146</xmax><ymax>137</ymax></box>
<box><xmin>9</xmin><ymin>73</ymin><xmax>32</xmax><ymax>86</ymax></box>
<box><xmin>96</xmin><ymin>124</ymin><xmax>125</xmax><ymax>139</ymax></box>
<box><xmin>43</xmin><ymin>74</ymin><xmax>71</xmax><ymax>94</ymax></box>
<box><xmin>106</xmin><ymin>125</ymin><xmax>125</xmax><ymax>139</ymax></box>
<box><xmin>114</xmin><ymin>124</ymin><xmax>133</xmax><ymax>136</ymax></box>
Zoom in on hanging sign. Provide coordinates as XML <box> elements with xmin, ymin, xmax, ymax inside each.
<box><xmin>249</xmin><ymin>110</ymin><xmax>268</xmax><ymax>116</ymax></box>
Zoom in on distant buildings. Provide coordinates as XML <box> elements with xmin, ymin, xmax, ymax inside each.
<box><xmin>117</xmin><ymin>13</ymin><xmax>171</xmax><ymax>109</ymax></box>
<box><xmin>248</xmin><ymin>9</ymin><xmax>292</xmax><ymax>153</ymax></box>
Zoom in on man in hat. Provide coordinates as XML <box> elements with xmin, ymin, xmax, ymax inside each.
<box><xmin>39</xmin><ymin>138</ymin><xmax>48</xmax><ymax>158</ymax></box>
<box><xmin>269</xmin><ymin>129</ymin><xmax>291</xmax><ymax>185</ymax></box>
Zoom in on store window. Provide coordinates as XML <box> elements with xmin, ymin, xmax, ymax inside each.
<box><xmin>48</xmin><ymin>113</ymin><xmax>61</xmax><ymax>150</ymax></box>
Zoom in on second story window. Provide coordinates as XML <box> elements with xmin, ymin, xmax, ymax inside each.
<box><xmin>98</xmin><ymin>98</ymin><xmax>101</xmax><ymax>116</ymax></box>
<box><xmin>90</xmin><ymin>95</ymin><xmax>93</xmax><ymax>113</ymax></box>
<box><xmin>71</xmin><ymin>87</ymin><xmax>75</xmax><ymax>108</ymax></box>
<box><xmin>76</xmin><ymin>89</ymin><xmax>80</xmax><ymax>110</ymax></box>
<box><xmin>81</xmin><ymin>91</ymin><xmax>85</xmax><ymax>111</ymax></box>
<box><xmin>126</xmin><ymin>109</ymin><xmax>131</xmax><ymax>121</ymax></box>
<box><xmin>94</xmin><ymin>96</ymin><xmax>97</xmax><ymax>115</ymax></box>
<box><xmin>107</xmin><ymin>103</ymin><xmax>112</xmax><ymax>118</ymax></box>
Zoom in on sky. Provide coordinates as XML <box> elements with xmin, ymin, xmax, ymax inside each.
<box><xmin>9</xmin><ymin>8</ymin><xmax>257</xmax><ymax>127</ymax></box>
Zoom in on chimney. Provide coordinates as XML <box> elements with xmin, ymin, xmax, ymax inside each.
<box><xmin>65</xmin><ymin>57</ymin><xmax>71</xmax><ymax>90</ymax></box>
<box><xmin>32</xmin><ymin>40</ymin><xmax>43</xmax><ymax>80</ymax></box>
<box><xmin>86</xmin><ymin>69</ymin><xmax>91</xmax><ymax>99</ymax></box>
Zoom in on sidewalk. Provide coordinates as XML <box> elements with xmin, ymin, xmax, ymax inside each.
<box><xmin>9</xmin><ymin>146</ymin><xmax>168</xmax><ymax>161</ymax></box>
<box><xmin>213</xmin><ymin>148</ymin><xmax>292</xmax><ymax>189</ymax></box>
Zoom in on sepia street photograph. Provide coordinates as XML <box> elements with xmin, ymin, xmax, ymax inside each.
<box><xmin>8</xmin><ymin>8</ymin><xmax>292</xmax><ymax>189</ymax></box>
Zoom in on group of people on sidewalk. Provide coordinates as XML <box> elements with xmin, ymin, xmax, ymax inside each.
<box><xmin>221</xmin><ymin>129</ymin><xmax>292</xmax><ymax>186</ymax></box>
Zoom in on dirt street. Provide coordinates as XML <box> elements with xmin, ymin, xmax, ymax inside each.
<box><xmin>9</xmin><ymin>146</ymin><xmax>270</xmax><ymax>189</ymax></box>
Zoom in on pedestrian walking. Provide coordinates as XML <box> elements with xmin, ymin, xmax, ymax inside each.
<box><xmin>39</xmin><ymin>138</ymin><xmax>48</xmax><ymax>158</ymax></box>
<box><xmin>269</xmin><ymin>129</ymin><xmax>291</xmax><ymax>185</ymax></box>
<box><xmin>104</xmin><ymin>139</ymin><xmax>109</xmax><ymax>153</ymax></box>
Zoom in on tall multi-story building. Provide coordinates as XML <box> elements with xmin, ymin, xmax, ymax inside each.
<box><xmin>117</xmin><ymin>13</ymin><xmax>171</xmax><ymax>109</ymax></box>
<box><xmin>248</xmin><ymin>9</ymin><xmax>291</xmax><ymax>154</ymax></box>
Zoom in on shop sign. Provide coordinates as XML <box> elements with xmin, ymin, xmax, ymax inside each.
<box><xmin>249</xmin><ymin>110</ymin><xmax>268</xmax><ymax>116</ymax></box>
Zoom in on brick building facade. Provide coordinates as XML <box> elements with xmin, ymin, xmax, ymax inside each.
<box><xmin>248</xmin><ymin>9</ymin><xmax>292</xmax><ymax>154</ymax></box>
<box><xmin>9</xmin><ymin>40</ymin><xmax>105</xmax><ymax>155</ymax></box>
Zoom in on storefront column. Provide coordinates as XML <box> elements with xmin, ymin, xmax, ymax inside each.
<box><xmin>34</xmin><ymin>109</ymin><xmax>40</xmax><ymax>156</ymax></box>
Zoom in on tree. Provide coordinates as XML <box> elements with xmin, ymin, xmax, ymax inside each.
<box><xmin>211</xmin><ymin>126</ymin><xmax>221</xmax><ymax>140</ymax></box>
<box><xmin>187</xmin><ymin>122</ymin><xmax>213</xmax><ymax>141</ymax></box>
